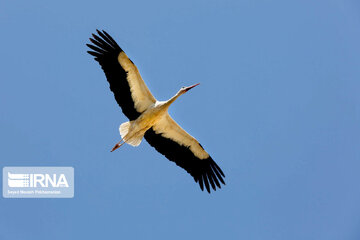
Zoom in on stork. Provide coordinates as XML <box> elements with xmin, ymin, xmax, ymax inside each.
<box><xmin>87</xmin><ymin>30</ymin><xmax>225</xmax><ymax>193</ymax></box>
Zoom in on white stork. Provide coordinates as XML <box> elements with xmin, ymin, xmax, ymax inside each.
<box><xmin>87</xmin><ymin>30</ymin><xmax>225</xmax><ymax>193</ymax></box>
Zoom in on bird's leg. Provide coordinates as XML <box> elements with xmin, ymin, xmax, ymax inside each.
<box><xmin>111</xmin><ymin>139</ymin><xmax>125</xmax><ymax>152</ymax></box>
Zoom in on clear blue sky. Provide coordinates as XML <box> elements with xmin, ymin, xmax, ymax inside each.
<box><xmin>1</xmin><ymin>0</ymin><xmax>360</xmax><ymax>239</ymax></box>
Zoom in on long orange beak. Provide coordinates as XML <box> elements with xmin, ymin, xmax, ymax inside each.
<box><xmin>184</xmin><ymin>83</ymin><xmax>200</xmax><ymax>92</ymax></box>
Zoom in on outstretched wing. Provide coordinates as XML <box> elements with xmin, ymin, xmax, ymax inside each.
<box><xmin>144</xmin><ymin>114</ymin><xmax>225</xmax><ymax>193</ymax></box>
<box><xmin>87</xmin><ymin>30</ymin><xmax>156</xmax><ymax>120</ymax></box>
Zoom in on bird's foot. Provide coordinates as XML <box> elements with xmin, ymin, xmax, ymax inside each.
<box><xmin>110</xmin><ymin>140</ymin><xmax>125</xmax><ymax>152</ymax></box>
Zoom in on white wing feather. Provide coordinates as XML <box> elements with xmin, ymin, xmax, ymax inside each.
<box><xmin>117</xmin><ymin>52</ymin><xmax>156</xmax><ymax>112</ymax></box>
<box><xmin>152</xmin><ymin>113</ymin><xmax>210</xmax><ymax>160</ymax></box>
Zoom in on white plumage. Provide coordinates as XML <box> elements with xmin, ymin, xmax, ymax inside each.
<box><xmin>87</xmin><ymin>30</ymin><xmax>225</xmax><ymax>193</ymax></box>
<box><xmin>117</xmin><ymin>52</ymin><xmax>156</xmax><ymax>112</ymax></box>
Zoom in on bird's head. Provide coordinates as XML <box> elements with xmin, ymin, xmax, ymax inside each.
<box><xmin>178</xmin><ymin>83</ymin><xmax>200</xmax><ymax>95</ymax></box>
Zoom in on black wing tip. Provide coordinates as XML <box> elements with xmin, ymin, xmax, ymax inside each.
<box><xmin>195</xmin><ymin>157</ymin><xmax>226</xmax><ymax>194</ymax></box>
<box><xmin>143</xmin><ymin>129</ymin><xmax>225</xmax><ymax>194</ymax></box>
<box><xmin>86</xmin><ymin>29</ymin><xmax>122</xmax><ymax>57</ymax></box>
<box><xmin>96</xmin><ymin>29</ymin><xmax>109</xmax><ymax>36</ymax></box>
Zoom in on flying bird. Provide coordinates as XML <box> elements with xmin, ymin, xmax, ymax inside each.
<box><xmin>87</xmin><ymin>30</ymin><xmax>225</xmax><ymax>193</ymax></box>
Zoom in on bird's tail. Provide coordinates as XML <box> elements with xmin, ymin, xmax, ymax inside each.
<box><xmin>119</xmin><ymin>121</ymin><xmax>131</xmax><ymax>139</ymax></box>
<box><xmin>119</xmin><ymin>121</ymin><xmax>143</xmax><ymax>147</ymax></box>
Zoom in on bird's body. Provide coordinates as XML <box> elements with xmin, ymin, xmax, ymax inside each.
<box><xmin>117</xmin><ymin>100</ymin><xmax>168</xmax><ymax>148</ymax></box>
<box><xmin>87</xmin><ymin>30</ymin><xmax>225</xmax><ymax>193</ymax></box>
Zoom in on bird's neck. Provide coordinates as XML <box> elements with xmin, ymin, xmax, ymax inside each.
<box><xmin>164</xmin><ymin>91</ymin><xmax>182</xmax><ymax>108</ymax></box>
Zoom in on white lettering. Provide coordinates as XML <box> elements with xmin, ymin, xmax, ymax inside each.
<box><xmin>33</xmin><ymin>174</ymin><xmax>45</xmax><ymax>187</ymax></box>
<box><xmin>57</xmin><ymin>174</ymin><xmax>69</xmax><ymax>187</ymax></box>
<box><xmin>45</xmin><ymin>174</ymin><xmax>57</xmax><ymax>187</ymax></box>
